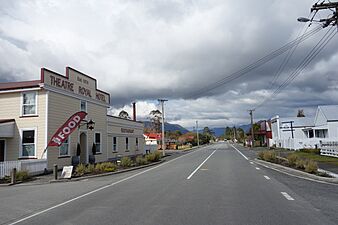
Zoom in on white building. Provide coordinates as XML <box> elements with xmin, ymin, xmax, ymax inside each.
<box><xmin>271</xmin><ymin>105</ymin><xmax>338</xmax><ymax>153</ymax></box>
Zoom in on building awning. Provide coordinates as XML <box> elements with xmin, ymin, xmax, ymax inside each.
<box><xmin>0</xmin><ymin>119</ymin><xmax>15</xmax><ymax>138</ymax></box>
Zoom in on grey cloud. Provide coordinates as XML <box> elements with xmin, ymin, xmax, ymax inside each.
<box><xmin>0</xmin><ymin>0</ymin><xmax>337</xmax><ymax>128</ymax></box>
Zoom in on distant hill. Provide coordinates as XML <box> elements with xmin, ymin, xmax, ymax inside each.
<box><xmin>142</xmin><ymin>121</ymin><xmax>189</xmax><ymax>134</ymax></box>
<box><xmin>210</xmin><ymin>124</ymin><xmax>251</xmax><ymax>137</ymax></box>
<box><xmin>211</xmin><ymin>128</ymin><xmax>225</xmax><ymax>137</ymax></box>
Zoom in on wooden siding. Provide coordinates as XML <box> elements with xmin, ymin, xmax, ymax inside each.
<box><xmin>0</xmin><ymin>90</ymin><xmax>47</xmax><ymax>161</ymax></box>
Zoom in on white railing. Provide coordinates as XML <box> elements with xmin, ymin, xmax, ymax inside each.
<box><xmin>0</xmin><ymin>161</ymin><xmax>21</xmax><ymax>179</ymax></box>
<box><xmin>0</xmin><ymin>159</ymin><xmax>47</xmax><ymax>178</ymax></box>
<box><xmin>272</xmin><ymin>138</ymin><xmax>326</xmax><ymax>150</ymax></box>
<box><xmin>320</xmin><ymin>141</ymin><xmax>338</xmax><ymax>158</ymax></box>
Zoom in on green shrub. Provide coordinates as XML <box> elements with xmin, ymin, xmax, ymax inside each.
<box><xmin>16</xmin><ymin>170</ymin><xmax>30</xmax><ymax>181</ymax></box>
<box><xmin>295</xmin><ymin>159</ymin><xmax>305</xmax><ymax>170</ymax></box>
<box><xmin>86</xmin><ymin>164</ymin><xmax>95</xmax><ymax>174</ymax></box>
<box><xmin>75</xmin><ymin>163</ymin><xmax>86</xmax><ymax>176</ymax></box>
<box><xmin>136</xmin><ymin>156</ymin><xmax>148</xmax><ymax>166</ymax></box>
<box><xmin>287</xmin><ymin>154</ymin><xmax>299</xmax><ymax>167</ymax></box>
<box><xmin>95</xmin><ymin>162</ymin><xmax>117</xmax><ymax>173</ymax></box>
<box><xmin>154</xmin><ymin>151</ymin><xmax>162</xmax><ymax>161</ymax></box>
<box><xmin>258</xmin><ymin>151</ymin><xmax>265</xmax><ymax>160</ymax></box>
<box><xmin>145</xmin><ymin>153</ymin><xmax>156</xmax><ymax>162</ymax></box>
<box><xmin>261</xmin><ymin>151</ymin><xmax>277</xmax><ymax>163</ymax></box>
<box><xmin>304</xmin><ymin>160</ymin><xmax>318</xmax><ymax>174</ymax></box>
<box><xmin>121</xmin><ymin>157</ymin><xmax>133</xmax><ymax>168</ymax></box>
<box><xmin>145</xmin><ymin>151</ymin><xmax>162</xmax><ymax>163</ymax></box>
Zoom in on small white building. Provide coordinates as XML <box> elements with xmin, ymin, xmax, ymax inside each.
<box><xmin>270</xmin><ymin>105</ymin><xmax>338</xmax><ymax>152</ymax></box>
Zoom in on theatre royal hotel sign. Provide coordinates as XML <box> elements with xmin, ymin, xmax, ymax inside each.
<box><xmin>41</xmin><ymin>67</ymin><xmax>110</xmax><ymax>106</ymax></box>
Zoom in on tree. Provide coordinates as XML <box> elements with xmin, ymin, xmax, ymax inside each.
<box><xmin>149</xmin><ymin>110</ymin><xmax>162</xmax><ymax>133</ymax></box>
<box><xmin>119</xmin><ymin>110</ymin><xmax>130</xmax><ymax>119</ymax></box>
<box><xmin>297</xmin><ymin>109</ymin><xmax>305</xmax><ymax>117</ymax></box>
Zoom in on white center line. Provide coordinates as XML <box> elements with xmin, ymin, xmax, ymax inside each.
<box><xmin>281</xmin><ymin>192</ymin><xmax>295</xmax><ymax>201</ymax></box>
<box><xmin>264</xmin><ymin>175</ymin><xmax>270</xmax><ymax>180</ymax></box>
<box><xmin>255</xmin><ymin>167</ymin><xmax>260</xmax><ymax>170</ymax></box>
<box><xmin>187</xmin><ymin>150</ymin><xmax>217</xmax><ymax>180</ymax></box>
<box><xmin>230</xmin><ymin>144</ymin><xmax>249</xmax><ymax>160</ymax></box>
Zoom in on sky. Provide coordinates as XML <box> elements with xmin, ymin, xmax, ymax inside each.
<box><xmin>1</xmin><ymin>0</ymin><xmax>338</xmax><ymax>129</ymax></box>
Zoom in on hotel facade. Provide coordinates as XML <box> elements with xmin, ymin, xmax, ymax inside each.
<box><xmin>0</xmin><ymin>67</ymin><xmax>144</xmax><ymax>171</ymax></box>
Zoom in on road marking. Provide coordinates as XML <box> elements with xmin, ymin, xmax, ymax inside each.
<box><xmin>230</xmin><ymin>144</ymin><xmax>249</xmax><ymax>160</ymax></box>
<box><xmin>7</xmin><ymin>146</ymin><xmax>207</xmax><ymax>225</ymax></box>
<box><xmin>254</xmin><ymin>160</ymin><xmax>338</xmax><ymax>186</ymax></box>
<box><xmin>200</xmin><ymin>168</ymin><xmax>209</xmax><ymax>171</ymax></box>
<box><xmin>281</xmin><ymin>192</ymin><xmax>295</xmax><ymax>201</ymax></box>
<box><xmin>264</xmin><ymin>175</ymin><xmax>270</xmax><ymax>180</ymax></box>
<box><xmin>187</xmin><ymin>150</ymin><xmax>217</xmax><ymax>180</ymax></box>
<box><xmin>255</xmin><ymin>167</ymin><xmax>260</xmax><ymax>170</ymax></box>
<box><xmin>250</xmin><ymin>162</ymin><xmax>254</xmax><ymax>165</ymax></box>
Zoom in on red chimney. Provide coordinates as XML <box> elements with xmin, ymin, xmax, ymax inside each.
<box><xmin>132</xmin><ymin>102</ymin><xmax>136</xmax><ymax>121</ymax></box>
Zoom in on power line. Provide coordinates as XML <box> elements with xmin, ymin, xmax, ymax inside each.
<box><xmin>254</xmin><ymin>26</ymin><xmax>337</xmax><ymax>110</ymax></box>
<box><xmin>185</xmin><ymin>25</ymin><xmax>323</xmax><ymax>99</ymax></box>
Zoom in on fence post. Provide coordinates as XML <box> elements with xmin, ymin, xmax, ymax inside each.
<box><xmin>11</xmin><ymin>168</ymin><xmax>16</xmax><ymax>185</ymax></box>
<box><xmin>53</xmin><ymin>164</ymin><xmax>58</xmax><ymax>180</ymax></box>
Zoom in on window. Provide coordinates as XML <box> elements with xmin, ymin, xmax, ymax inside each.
<box><xmin>22</xmin><ymin>92</ymin><xmax>37</xmax><ymax>116</ymax></box>
<box><xmin>112</xmin><ymin>137</ymin><xmax>117</xmax><ymax>152</ymax></box>
<box><xmin>80</xmin><ymin>100</ymin><xmax>87</xmax><ymax>112</ymax></box>
<box><xmin>21</xmin><ymin>129</ymin><xmax>36</xmax><ymax>157</ymax></box>
<box><xmin>309</xmin><ymin>130</ymin><xmax>314</xmax><ymax>138</ymax></box>
<box><xmin>136</xmin><ymin>138</ymin><xmax>139</xmax><ymax>151</ymax></box>
<box><xmin>95</xmin><ymin>133</ymin><xmax>101</xmax><ymax>153</ymax></box>
<box><xmin>126</xmin><ymin>137</ymin><xmax>129</xmax><ymax>151</ymax></box>
<box><xmin>59</xmin><ymin>138</ymin><xmax>69</xmax><ymax>156</ymax></box>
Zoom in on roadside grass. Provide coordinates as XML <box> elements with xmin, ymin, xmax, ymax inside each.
<box><xmin>292</xmin><ymin>151</ymin><xmax>338</xmax><ymax>166</ymax></box>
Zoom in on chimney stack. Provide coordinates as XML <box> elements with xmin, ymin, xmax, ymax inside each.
<box><xmin>132</xmin><ymin>102</ymin><xmax>136</xmax><ymax>121</ymax></box>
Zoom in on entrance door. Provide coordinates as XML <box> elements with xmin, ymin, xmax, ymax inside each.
<box><xmin>79</xmin><ymin>132</ymin><xmax>87</xmax><ymax>164</ymax></box>
<box><xmin>0</xmin><ymin>140</ymin><xmax>5</xmax><ymax>162</ymax></box>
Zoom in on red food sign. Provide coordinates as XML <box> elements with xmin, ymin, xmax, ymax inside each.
<box><xmin>48</xmin><ymin>111</ymin><xmax>87</xmax><ymax>147</ymax></box>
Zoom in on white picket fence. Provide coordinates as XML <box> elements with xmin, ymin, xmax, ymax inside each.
<box><xmin>0</xmin><ymin>159</ymin><xmax>47</xmax><ymax>178</ymax></box>
<box><xmin>320</xmin><ymin>141</ymin><xmax>338</xmax><ymax>158</ymax></box>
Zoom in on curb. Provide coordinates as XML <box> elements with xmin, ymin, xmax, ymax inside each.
<box><xmin>254</xmin><ymin>158</ymin><xmax>338</xmax><ymax>185</ymax></box>
<box><xmin>50</xmin><ymin>160</ymin><xmax>164</xmax><ymax>184</ymax></box>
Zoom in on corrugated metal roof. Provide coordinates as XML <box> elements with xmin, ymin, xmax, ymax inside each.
<box><xmin>318</xmin><ymin>105</ymin><xmax>338</xmax><ymax>121</ymax></box>
<box><xmin>279</xmin><ymin>117</ymin><xmax>315</xmax><ymax>127</ymax></box>
<box><xmin>0</xmin><ymin>80</ymin><xmax>40</xmax><ymax>91</ymax></box>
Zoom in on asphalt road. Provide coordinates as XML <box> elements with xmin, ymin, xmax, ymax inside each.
<box><xmin>0</xmin><ymin>143</ymin><xmax>337</xmax><ymax>225</ymax></box>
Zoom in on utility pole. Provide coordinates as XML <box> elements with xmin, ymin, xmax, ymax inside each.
<box><xmin>158</xmin><ymin>99</ymin><xmax>168</xmax><ymax>157</ymax></box>
<box><xmin>196</xmin><ymin>120</ymin><xmax>200</xmax><ymax>146</ymax></box>
<box><xmin>310</xmin><ymin>2</ymin><xmax>338</xmax><ymax>27</ymax></box>
<box><xmin>249</xmin><ymin>109</ymin><xmax>255</xmax><ymax>148</ymax></box>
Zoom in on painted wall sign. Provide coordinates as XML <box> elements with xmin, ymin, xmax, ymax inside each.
<box><xmin>48</xmin><ymin>111</ymin><xmax>87</xmax><ymax>147</ymax></box>
<box><xmin>42</xmin><ymin>68</ymin><xmax>110</xmax><ymax>104</ymax></box>
<box><xmin>121</xmin><ymin>128</ymin><xmax>134</xmax><ymax>133</ymax></box>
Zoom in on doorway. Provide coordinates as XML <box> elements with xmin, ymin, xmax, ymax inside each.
<box><xmin>0</xmin><ymin>140</ymin><xmax>5</xmax><ymax>162</ymax></box>
<box><xmin>79</xmin><ymin>132</ymin><xmax>87</xmax><ymax>164</ymax></box>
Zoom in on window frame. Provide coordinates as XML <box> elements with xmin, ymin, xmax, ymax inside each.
<box><xmin>112</xmin><ymin>136</ymin><xmax>117</xmax><ymax>152</ymax></box>
<box><xmin>125</xmin><ymin>137</ymin><xmax>129</xmax><ymax>151</ymax></box>
<box><xmin>59</xmin><ymin>137</ymin><xmax>70</xmax><ymax>157</ymax></box>
<box><xmin>136</xmin><ymin>138</ymin><xmax>139</xmax><ymax>151</ymax></box>
<box><xmin>95</xmin><ymin>132</ymin><xmax>102</xmax><ymax>153</ymax></box>
<box><xmin>19</xmin><ymin>128</ymin><xmax>37</xmax><ymax>158</ymax></box>
<box><xmin>21</xmin><ymin>91</ymin><xmax>38</xmax><ymax>116</ymax></box>
<box><xmin>80</xmin><ymin>100</ymin><xmax>87</xmax><ymax>112</ymax></box>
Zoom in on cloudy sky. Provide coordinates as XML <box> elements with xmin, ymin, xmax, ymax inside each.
<box><xmin>1</xmin><ymin>0</ymin><xmax>338</xmax><ymax>129</ymax></box>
